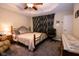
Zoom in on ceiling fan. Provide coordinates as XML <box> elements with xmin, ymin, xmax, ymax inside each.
<box><xmin>24</xmin><ymin>3</ymin><xmax>43</xmax><ymax>10</ymax></box>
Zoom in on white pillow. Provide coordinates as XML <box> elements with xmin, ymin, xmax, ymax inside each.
<box><xmin>19</xmin><ymin>29</ymin><xmax>28</xmax><ymax>34</ymax></box>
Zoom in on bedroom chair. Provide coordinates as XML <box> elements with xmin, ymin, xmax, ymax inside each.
<box><xmin>0</xmin><ymin>35</ymin><xmax>11</xmax><ymax>55</ymax></box>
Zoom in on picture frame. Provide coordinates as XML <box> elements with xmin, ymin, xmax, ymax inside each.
<box><xmin>75</xmin><ymin>10</ymin><xmax>79</xmax><ymax>18</ymax></box>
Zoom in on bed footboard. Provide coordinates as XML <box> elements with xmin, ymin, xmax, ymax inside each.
<box><xmin>34</xmin><ymin>34</ymin><xmax>36</xmax><ymax>47</ymax></box>
<box><xmin>29</xmin><ymin>33</ymin><xmax>46</xmax><ymax>51</ymax></box>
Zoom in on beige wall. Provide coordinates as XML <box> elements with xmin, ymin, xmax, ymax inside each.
<box><xmin>0</xmin><ymin>8</ymin><xmax>32</xmax><ymax>29</ymax></box>
<box><xmin>73</xmin><ymin>4</ymin><xmax>79</xmax><ymax>38</ymax></box>
<box><xmin>54</xmin><ymin>11</ymin><xmax>73</xmax><ymax>40</ymax></box>
<box><xmin>0</xmin><ymin>5</ymin><xmax>74</xmax><ymax>35</ymax></box>
<box><xmin>30</xmin><ymin>11</ymin><xmax>73</xmax><ymax>38</ymax></box>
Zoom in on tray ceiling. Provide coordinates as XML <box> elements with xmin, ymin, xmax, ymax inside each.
<box><xmin>0</xmin><ymin>3</ymin><xmax>73</xmax><ymax>16</ymax></box>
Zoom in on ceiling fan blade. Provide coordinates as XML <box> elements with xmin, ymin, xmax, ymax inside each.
<box><xmin>24</xmin><ymin>6</ymin><xmax>28</xmax><ymax>9</ymax></box>
<box><xmin>32</xmin><ymin>6</ymin><xmax>37</xmax><ymax>10</ymax></box>
<box><xmin>15</xmin><ymin>3</ymin><xmax>26</xmax><ymax>10</ymax></box>
<box><xmin>33</xmin><ymin>3</ymin><xmax>43</xmax><ymax>5</ymax></box>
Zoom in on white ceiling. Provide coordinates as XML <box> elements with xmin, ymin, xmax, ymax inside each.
<box><xmin>0</xmin><ymin>3</ymin><xmax>73</xmax><ymax>17</ymax></box>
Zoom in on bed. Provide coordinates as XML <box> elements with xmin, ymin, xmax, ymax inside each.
<box><xmin>13</xmin><ymin>26</ymin><xmax>47</xmax><ymax>51</ymax></box>
<box><xmin>62</xmin><ymin>33</ymin><xmax>79</xmax><ymax>54</ymax></box>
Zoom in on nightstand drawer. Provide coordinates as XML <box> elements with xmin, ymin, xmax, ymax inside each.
<box><xmin>0</xmin><ymin>36</ymin><xmax>7</xmax><ymax>41</ymax></box>
<box><xmin>6</xmin><ymin>35</ymin><xmax>13</xmax><ymax>40</ymax></box>
<box><xmin>0</xmin><ymin>35</ymin><xmax>13</xmax><ymax>41</ymax></box>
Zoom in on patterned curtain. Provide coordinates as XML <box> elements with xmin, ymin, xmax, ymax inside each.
<box><xmin>32</xmin><ymin>14</ymin><xmax>55</xmax><ymax>34</ymax></box>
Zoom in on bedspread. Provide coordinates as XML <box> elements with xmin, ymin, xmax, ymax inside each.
<box><xmin>13</xmin><ymin>32</ymin><xmax>47</xmax><ymax>51</ymax></box>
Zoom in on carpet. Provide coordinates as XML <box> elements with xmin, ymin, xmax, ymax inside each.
<box><xmin>1</xmin><ymin>39</ymin><xmax>61</xmax><ymax>56</ymax></box>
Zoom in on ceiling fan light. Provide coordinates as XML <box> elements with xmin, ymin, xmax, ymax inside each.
<box><xmin>27</xmin><ymin>3</ymin><xmax>33</xmax><ymax>8</ymax></box>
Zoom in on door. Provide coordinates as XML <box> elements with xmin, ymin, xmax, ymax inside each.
<box><xmin>63</xmin><ymin>15</ymin><xmax>73</xmax><ymax>33</ymax></box>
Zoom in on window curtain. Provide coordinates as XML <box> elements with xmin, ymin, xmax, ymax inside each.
<box><xmin>32</xmin><ymin>14</ymin><xmax>55</xmax><ymax>34</ymax></box>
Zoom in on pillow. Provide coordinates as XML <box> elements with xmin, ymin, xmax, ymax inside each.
<box><xmin>13</xmin><ymin>29</ymin><xmax>20</xmax><ymax>35</ymax></box>
<box><xmin>0</xmin><ymin>42</ymin><xmax>4</xmax><ymax>46</ymax></box>
<box><xmin>17</xmin><ymin>26</ymin><xmax>29</xmax><ymax>34</ymax></box>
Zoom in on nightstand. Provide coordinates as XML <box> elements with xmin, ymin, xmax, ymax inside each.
<box><xmin>6</xmin><ymin>35</ymin><xmax>13</xmax><ymax>40</ymax></box>
<box><xmin>47</xmin><ymin>29</ymin><xmax>56</xmax><ymax>40</ymax></box>
<box><xmin>6</xmin><ymin>35</ymin><xmax>13</xmax><ymax>43</ymax></box>
<box><xmin>0</xmin><ymin>35</ymin><xmax>13</xmax><ymax>43</ymax></box>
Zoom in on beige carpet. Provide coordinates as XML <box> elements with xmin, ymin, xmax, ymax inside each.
<box><xmin>2</xmin><ymin>39</ymin><xmax>61</xmax><ymax>56</ymax></box>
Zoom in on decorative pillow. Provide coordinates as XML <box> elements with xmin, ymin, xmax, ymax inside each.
<box><xmin>17</xmin><ymin>26</ymin><xmax>29</xmax><ymax>34</ymax></box>
<box><xmin>3</xmin><ymin>40</ymin><xmax>10</xmax><ymax>45</ymax></box>
<box><xmin>13</xmin><ymin>29</ymin><xmax>20</xmax><ymax>35</ymax></box>
<box><xmin>0</xmin><ymin>42</ymin><xmax>4</xmax><ymax>46</ymax></box>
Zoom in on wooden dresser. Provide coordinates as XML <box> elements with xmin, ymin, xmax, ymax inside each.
<box><xmin>0</xmin><ymin>35</ymin><xmax>13</xmax><ymax>43</ymax></box>
<box><xmin>6</xmin><ymin>35</ymin><xmax>13</xmax><ymax>41</ymax></box>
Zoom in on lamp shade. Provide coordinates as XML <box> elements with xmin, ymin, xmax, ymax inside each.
<box><xmin>0</xmin><ymin>24</ymin><xmax>11</xmax><ymax>35</ymax></box>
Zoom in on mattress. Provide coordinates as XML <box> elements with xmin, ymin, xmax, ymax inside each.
<box><xmin>17</xmin><ymin>32</ymin><xmax>42</xmax><ymax>40</ymax></box>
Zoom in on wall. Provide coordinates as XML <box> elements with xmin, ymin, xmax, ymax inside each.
<box><xmin>0</xmin><ymin>7</ymin><xmax>32</xmax><ymax>29</ymax></box>
<box><xmin>30</xmin><ymin>11</ymin><xmax>73</xmax><ymax>38</ymax></box>
<box><xmin>54</xmin><ymin>11</ymin><xmax>73</xmax><ymax>40</ymax></box>
<box><xmin>63</xmin><ymin>15</ymin><xmax>73</xmax><ymax>33</ymax></box>
<box><xmin>73</xmin><ymin>4</ymin><xmax>79</xmax><ymax>38</ymax></box>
